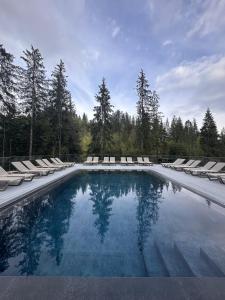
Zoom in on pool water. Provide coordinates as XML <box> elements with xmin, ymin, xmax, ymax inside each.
<box><xmin>1</xmin><ymin>171</ymin><xmax>225</xmax><ymax>277</ymax></box>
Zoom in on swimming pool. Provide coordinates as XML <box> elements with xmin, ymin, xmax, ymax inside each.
<box><xmin>1</xmin><ymin>170</ymin><xmax>225</xmax><ymax>277</ymax></box>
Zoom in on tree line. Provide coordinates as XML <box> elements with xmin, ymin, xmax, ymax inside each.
<box><xmin>0</xmin><ymin>43</ymin><xmax>224</xmax><ymax>160</ymax></box>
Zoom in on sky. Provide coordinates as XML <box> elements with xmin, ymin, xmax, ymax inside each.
<box><xmin>0</xmin><ymin>0</ymin><xmax>225</xmax><ymax>130</ymax></box>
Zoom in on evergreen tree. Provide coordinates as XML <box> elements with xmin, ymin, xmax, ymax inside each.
<box><xmin>91</xmin><ymin>78</ymin><xmax>113</xmax><ymax>154</ymax></box>
<box><xmin>20</xmin><ymin>46</ymin><xmax>48</xmax><ymax>158</ymax></box>
<box><xmin>200</xmin><ymin>109</ymin><xmax>218</xmax><ymax>156</ymax></box>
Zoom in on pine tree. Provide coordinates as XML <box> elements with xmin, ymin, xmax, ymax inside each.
<box><xmin>200</xmin><ymin>109</ymin><xmax>218</xmax><ymax>156</ymax></box>
<box><xmin>20</xmin><ymin>46</ymin><xmax>48</xmax><ymax>158</ymax></box>
<box><xmin>91</xmin><ymin>78</ymin><xmax>113</xmax><ymax>155</ymax></box>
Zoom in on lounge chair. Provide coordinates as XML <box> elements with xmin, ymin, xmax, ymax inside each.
<box><xmin>173</xmin><ymin>160</ymin><xmax>201</xmax><ymax>171</ymax></box>
<box><xmin>23</xmin><ymin>161</ymin><xmax>55</xmax><ymax>174</ymax></box>
<box><xmin>143</xmin><ymin>157</ymin><xmax>153</xmax><ymax>165</ymax></box>
<box><xmin>84</xmin><ymin>157</ymin><xmax>93</xmax><ymax>164</ymax></box>
<box><xmin>207</xmin><ymin>172</ymin><xmax>225</xmax><ymax>181</ymax></box>
<box><xmin>170</xmin><ymin>159</ymin><xmax>194</xmax><ymax>169</ymax></box>
<box><xmin>92</xmin><ymin>157</ymin><xmax>99</xmax><ymax>164</ymax></box>
<box><xmin>11</xmin><ymin>162</ymin><xmax>47</xmax><ymax>176</ymax></box>
<box><xmin>110</xmin><ymin>157</ymin><xmax>115</xmax><ymax>164</ymax></box>
<box><xmin>218</xmin><ymin>175</ymin><xmax>225</xmax><ymax>184</ymax></box>
<box><xmin>0</xmin><ymin>179</ymin><xmax>8</xmax><ymax>191</ymax></box>
<box><xmin>190</xmin><ymin>162</ymin><xmax>225</xmax><ymax>177</ymax></box>
<box><xmin>127</xmin><ymin>157</ymin><xmax>134</xmax><ymax>164</ymax></box>
<box><xmin>162</xmin><ymin>159</ymin><xmax>185</xmax><ymax>168</ymax></box>
<box><xmin>42</xmin><ymin>159</ymin><xmax>65</xmax><ymax>170</ymax></box>
<box><xmin>0</xmin><ymin>176</ymin><xmax>23</xmax><ymax>186</ymax></box>
<box><xmin>185</xmin><ymin>161</ymin><xmax>216</xmax><ymax>175</ymax></box>
<box><xmin>102</xmin><ymin>157</ymin><xmax>110</xmax><ymax>164</ymax></box>
<box><xmin>55</xmin><ymin>157</ymin><xmax>75</xmax><ymax>166</ymax></box>
<box><xmin>36</xmin><ymin>159</ymin><xmax>59</xmax><ymax>171</ymax></box>
<box><xmin>137</xmin><ymin>157</ymin><xmax>145</xmax><ymax>164</ymax></box>
<box><xmin>0</xmin><ymin>166</ymin><xmax>34</xmax><ymax>181</ymax></box>
<box><xmin>121</xmin><ymin>157</ymin><xmax>127</xmax><ymax>164</ymax></box>
<box><xmin>50</xmin><ymin>158</ymin><xmax>71</xmax><ymax>168</ymax></box>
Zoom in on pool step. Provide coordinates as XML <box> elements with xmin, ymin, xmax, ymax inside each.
<box><xmin>155</xmin><ymin>241</ymin><xmax>193</xmax><ymax>277</ymax></box>
<box><xmin>200</xmin><ymin>246</ymin><xmax>225</xmax><ymax>276</ymax></box>
<box><xmin>174</xmin><ymin>242</ymin><xmax>219</xmax><ymax>277</ymax></box>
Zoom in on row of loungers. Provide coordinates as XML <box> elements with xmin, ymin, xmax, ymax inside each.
<box><xmin>0</xmin><ymin>158</ymin><xmax>75</xmax><ymax>191</ymax></box>
<box><xmin>161</xmin><ymin>158</ymin><xmax>225</xmax><ymax>184</ymax></box>
<box><xmin>84</xmin><ymin>156</ymin><xmax>153</xmax><ymax>165</ymax></box>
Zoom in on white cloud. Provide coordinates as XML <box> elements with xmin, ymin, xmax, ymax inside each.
<box><xmin>112</xmin><ymin>26</ymin><xmax>121</xmax><ymax>38</ymax></box>
<box><xmin>156</xmin><ymin>55</ymin><xmax>225</xmax><ymax>129</ymax></box>
<box><xmin>162</xmin><ymin>39</ymin><xmax>173</xmax><ymax>46</ymax></box>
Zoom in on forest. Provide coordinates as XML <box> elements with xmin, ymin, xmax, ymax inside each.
<box><xmin>0</xmin><ymin>44</ymin><xmax>225</xmax><ymax>160</ymax></box>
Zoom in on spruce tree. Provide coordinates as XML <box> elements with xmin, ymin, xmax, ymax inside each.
<box><xmin>91</xmin><ymin>78</ymin><xmax>113</xmax><ymax>155</ymax></box>
<box><xmin>200</xmin><ymin>109</ymin><xmax>218</xmax><ymax>156</ymax></box>
<box><xmin>20</xmin><ymin>46</ymin><xmax>48</xmax><ymax>158</ymax></box>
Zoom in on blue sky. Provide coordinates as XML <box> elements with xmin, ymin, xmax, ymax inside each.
<box><xmin>1</xmin><ymin>0</ymin><xmax>225</xmax><ymax>129</ymax></box>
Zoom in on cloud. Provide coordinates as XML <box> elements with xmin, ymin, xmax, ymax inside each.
<box><xmin>112</xmin><ymin>26</ymin><xmax>121</xmax><ymax>38</ymax></box>
<box><xmin>162</xmin><ymin>40</ymin><xmax>173</xmax><ymax>46</ymax></box>
<box><xmin>156</xmin><ymin>55</ymin><xmax>225</xmax><ymax>129</ymax></box>
<box><xmin>187</xmin><ymin>0</ymin><xmax>225</xmax><ymax>38</ymax></box>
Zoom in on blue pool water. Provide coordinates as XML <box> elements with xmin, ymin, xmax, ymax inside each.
<box><xmin>1</xmin><ymin>171</ymin><xmax>225</xmax><ymax>277</ymax></box>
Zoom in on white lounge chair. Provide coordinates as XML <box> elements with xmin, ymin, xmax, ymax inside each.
<box><xmin>137</xmin><ymin>157</ymin><xmax>145</xmax><ymax>164</ymax></box>
<box><xmin>36</xmin><ymin>159</ymin><xmax>59</xmax><ymax>171</ymax></box>
<box><xmin>23</xmin><ymin>161</ymin><xmax>55</xmax><ymax>174</ymax></box>
<box><xmin>185</xmin><ymin>161</ymin><xmax>216</xmax><ymax>174</ymax></box>
<box><xmin>50</xmin><ymin>158</ymin><xmax>70</xmax><ymax>168</ymax></box>
<box><xmin>84</xmin><ymin>157</ymin><xmax>93</xmax><ymax>164</ymax></box>
<box><xmin>191</xmin><ymin>162</ymin><xmax>225</xmax><ymax>177</ymax></box>
<box><xmin>42</xmin><ymin>159</ymin><xmax>65</xmax><ymax>170</ymax></box>
<box><xmin>12</xmin><ymin>162</ymin><xmax>47</xmax><ymax>176</ymax></box>
<box><xmin>110</xmin><ymin>157</ymin><xmax>115</xmax><ymax>164</ymax></box>
<box><xmin>92</xmin><ymin>157</ymin><xmax>99</xmax><ymax>164</ymax></box>
<box><xmin>207</xmin><ymin>172</ymin><xmax>225</xmax><ymax>181</ymax></box>
<box><xmin>170</xmin><ymin>159</ymin><xmax>194</xmax><ymax>169</ymax></box>
<box><xmin>120</xmin><ymin>157</ymin><xmax>127</xmax><ymax>164</ymax></box>
<box><xmin>55</xmin><ymin>157</ymin><xmax>74</xmax><ymax>167</ymax></box>
<box><xmin>173</xmin><ymin>160</ymin><xmax>201</xmax><ymax>171</ymax></box>
<box><xmin>0</xmin><ymin>166</ymin><xmax>34</xmax><ymax>181</ymax></box>
<box><xmin>127</xmin><ymin>157</ymin><xmax>134</xmax><ymax>164</ymax></box>
<box><xmin>102</xmin><ymin>157</ymin><xmax>110</xmax><ymax>164</ymax></box>
<box><xmin>143</xmin><ymin>157</ymin><xmax>153</xmax><ymax>165</ymax></box>
<box><xmin>0</xmin><ymin>176</ymin><xmax>23</xmax><ymax>186</ymax></box>
<box><xmin>162</xmin><ymin>158</ymin><xmax>186</xmax><ymax>168</ymax></box>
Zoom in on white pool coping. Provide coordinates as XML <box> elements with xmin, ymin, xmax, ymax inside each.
<box><xmin>0</xmin><ymin>164</ymin><xmax>225</xmax><ymax>210</ymax></box>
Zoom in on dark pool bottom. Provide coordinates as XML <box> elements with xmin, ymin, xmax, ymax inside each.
<box><xmin>1</xmin><ymin>171</ymin><xmax>225</xmax><ymax>277</ymax></box>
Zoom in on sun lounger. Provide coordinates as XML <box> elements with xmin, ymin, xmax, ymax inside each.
<box><xmin>190</xmin><ymin>162</ymin><xmax>225</xmax><ymax>177</ymax></box>
<box><xmin>36</xmin><ymin>159</ymin><xmax>59</xmax><ymax>171</ymax></box>
<box><xmin>102</xmin><ymin>157</ymin><xmax>110</xmax><ymax>164</ymax></box>
<box><xmin>185</xmin><ymin>161</ymin><xmax>216</xmax><ymax>175</ymax></box>
<box><xmin>23</xmin><ymin>161</ymin><xmax>55</xmax><ymax>174</ymax></box>
<box><xmin>110</xmin><ymin>157</ymin><xmax>115</xmax><ymax>164</ymax></box>
<box><xmin>162</xmin><ymin>158</ymin><xmax>185</xmax><ymax>168</ymax></box>
<box><xmin>0</xmin><ymin>179</ymin><xmax>8</xmax><ymax>191</ymax></box>
<box><xmin>127</xmin><ymin>157</ymin><xmax>134</xmax><ymax>164</ymax></box>
<box><xmin>0</xmin><ymin>166</ymin><xmax>34</xmax><ymax>181</ymax></box>
<box><xmin>0</xmin><ymin>176</ymin><xmax>23</xmax><ymax>186</ymax></box>
<box><xmin>92</xmin><ymin>157</ymin><xmax>99</xmax><ymax>164</ymax></box>
<box><xmin>42</xmin><ymin>159</ymin><xmax>65</xmax><ymax>170</ymax></box>
<box><xmin>143</xmin><ymin>157</ymin><xmax>153</xmax><ymax>165</ymax></box>
<box><xmin>170</xmin><ymin>160</ymin><xmax>194</xmax><ymax>169</ymax></box>
<box><xmin>121</xmin><ymin>157</ymin><xmax>127</xmax><ymax>164</ymax></box>
<box><xmin>137</xmin><ymin>157</ymin><xmax>145</xmax><ymax>164</ymax></box>
<box><xmin>50</xmin><ymin>158</ymin><xmax>71</xmax><ymax>167</ymax></box>
<box><xmin>11</xmin><ymin>162</ymin><xmax>47</xmax><ymax>176</ymax></box>
<box><xmin>173</xmin><ymin>160</ymin><xmax>201</xmax><ymax>171</ymax></box>
<box><xmin>218</xmin><ymin>175</ymin><xmax>225</xmax><ymax>184</ymax></box>
<box><xmin>207</xmin><ymin>172</ymin><xmax>225</xmax><ymax>181</ymax></box>
<box><xmin>55</xmin><ymin>157</ymin><xmax>74</xmax><ymax>166</ymax></box>
<box><xmin>84</xmin><ymin>157</ymin><xmax>93</xmax><ymax>164</ymax></box>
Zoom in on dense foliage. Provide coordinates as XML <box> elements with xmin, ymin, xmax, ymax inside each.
<box><xmin>0</xmin><ymin>44</ymin><xmax>224</xmax><ymax>159</ymax></box>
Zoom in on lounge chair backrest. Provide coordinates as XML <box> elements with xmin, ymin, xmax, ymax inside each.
<box><xmin>0</xmin><ymin>166</ymin><xmax>8</xmax><ymax>176</ymax></box>
<box><xmin>86</xmin><ymin>156</ymin><xmax>92</xmax><ymax>162</ymax></box>
<box><xmin>137</xmin><ymin>157</ymin><xmax>143</xmax><ymax>163</ymax></box>
<box><xmin>23</xmin><ymin>161</ymin><xmax>36</xmax><ymax>170</ymax></box>
<box><xmin>12</xmin><ymin>161</ymin><xmax>29</xmax><ymax>172</ymax></box>
<box><xmin>42</xmin><ymin>159</ymin><xmax>54</xmax><ymax>167</ymax></box>
<box><xmin>184</xmin><ymin>160</ymin><xmax>195</xmax><ymax>166</ymax></box>
<box><xmin>110</xmin><ymin>157</ymin><xmax>115</xmax><ymax>163</ymax></box>
<box><xmin>93</xmin><ymin>157</ymin><xmax>99</xmax><ymax>163</ymax></box>
<box><xmin>210</xmin><ymin>162</ymin><xmax>225</xmax><ymax>172</ymax></box>
<box><xmin>36</xmin><ymin>159</ymin><xmax>48</xmax><ymax>168</ymax></box>
<box><xmin>127</xmin><ymin>157</ymin><xmax>133</xmax><ymax>163</ymax></box>
<box><xmin>143</xmin><ymin>157</ymin><xmax>150</xmax><ymax>163</ymax></box>
<box><xmin>189</xmin><ymin>160</ymin><xmax>201</xmax><ymax>168</ymax></box>
<box><xmin>103</xmin><ymin>157</ymin><xmax>109</xmax><ymax>163</ymax></box>
<box><xmin>51</xmin><ymin>158</ymin><xmax>60</xmax><ymax>164</ymax></box>
<box><xmin>202</xmin><ymin>161</ymin><xmax>216</xmax><ymax>170</ymax></box>
<box><xmin>121</xmin><ymin>157</ymin><xmax>126</xmax><ymax>163</ymax></box>
<box><xmin>172</xmin><ymin>158</ymin><xmax>182</xmax><ymax>165</ymax></box>
<box><xmin>55</xmin><ymin>158</ymin><xmax>64</xmax><ymax>164</ymax></box>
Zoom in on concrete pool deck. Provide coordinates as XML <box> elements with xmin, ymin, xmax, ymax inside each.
<box><xmin>1</xmin><ymin>163</ymin><xmax>225</xmax><ymax>210</ymax></box>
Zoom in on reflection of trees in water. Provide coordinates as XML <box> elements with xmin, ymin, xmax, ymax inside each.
<box><xmin>136</xmin><ymin>176</ymin><xmax>164</xmax><ymax>252</ymax></box>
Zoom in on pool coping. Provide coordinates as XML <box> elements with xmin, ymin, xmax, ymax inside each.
<box><xmin>1</xmin><ymin>164</ymin><xmax>225</xmax><ymax>211</ymax></box>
